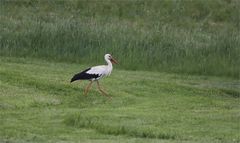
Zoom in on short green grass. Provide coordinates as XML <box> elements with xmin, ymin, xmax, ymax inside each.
<box><xmin>0</xmin><ymin>57</ymin><xmax>239</xmax><ymax>143</ymax></box>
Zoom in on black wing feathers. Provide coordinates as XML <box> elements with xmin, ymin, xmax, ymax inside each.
<box><xmin>70</xmin><ymin>68</ymin><xmax>100</xmax><ymax>82</ymax></box>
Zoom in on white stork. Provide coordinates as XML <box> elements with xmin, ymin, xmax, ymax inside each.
<box><xmin>70</xmin><ymin>54</ymin><xmax>118</xmax><ymax>98</ymax></box>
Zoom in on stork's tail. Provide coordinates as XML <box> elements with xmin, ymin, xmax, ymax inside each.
<box><xmin>70</xmin><ymin>68</ymin><xmax>94</xmax><ymax>83</ymax></box>
<box><xmin>70</xmin><ymin>73</ymin><xmax>81</xmax><ymax>83</ymax></box>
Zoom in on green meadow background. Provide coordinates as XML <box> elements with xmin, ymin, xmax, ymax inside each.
<box><xmin>1</xmin><ymin>0</ymin><xmax>239</xmax><ymax>77</ymax></box>
<box><xmin>0</xmin><ymin>0</ymin><xmax>240</xmax><ymax>143</ymax></box>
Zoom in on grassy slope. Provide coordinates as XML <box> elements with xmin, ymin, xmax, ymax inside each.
<box><xmin>0</xmin><ymin>0</ymin><xmax>240</xmax><ymax>77</ymax></box>
<box><xmin>0</xmin><ymin>57</ymin><xmax>239</xmax><ymax>143</ymax></box>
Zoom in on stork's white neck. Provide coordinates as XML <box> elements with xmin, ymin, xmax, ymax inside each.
<box><xmin>104</xmin><ymin>55</ymin><xmax>113</xmax><ymax>76</ymax></box>
<box><xmin>105</xmin><ymin>58</ymin><xmax>112</xmax><ymax>68</ymax></box>
<box><xmin>105</xmin><ymin>57</ymin><xmax>113</xmax><ymax>76</ymax></box>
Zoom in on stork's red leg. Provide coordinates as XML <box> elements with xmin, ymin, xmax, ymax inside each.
<box><xmin>97</xmin><ymin>81</ymin><xmax>112</xmax><ymax>99</ymax></box>
<box><xmin>84</xmin><ymin>81</ymin><xmax>93</xmax><ymax>96</ymax></box>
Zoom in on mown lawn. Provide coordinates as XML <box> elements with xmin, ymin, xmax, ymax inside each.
<box><xmin>0</xmin><ymin>57</ymin><xmax>239</xmax><ymax>143</ymax></box>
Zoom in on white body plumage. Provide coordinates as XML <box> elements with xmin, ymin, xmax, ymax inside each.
<box><xmin>70</xmin><ymin>54</ymin><xmax>118</xmax><ymax>97</ymax></box>
<box><xmin>71</xmin><ymin>54</ymin><xmax>117</xmax><ymax>82</ymax></box>
<box><xmin>85</xmin><ymin>54</ymin><xmax>113</xmax><ymax>81</ymax></box>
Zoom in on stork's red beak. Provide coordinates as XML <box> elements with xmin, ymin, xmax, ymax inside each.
<box><xmin>110</xmin><ymin>57</ymin><xmax>118</xmax><ymax>64</ymax></box>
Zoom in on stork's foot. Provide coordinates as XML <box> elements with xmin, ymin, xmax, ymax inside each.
<box><xmin>97</xmin><ymin>81</ymin><xmax>112</xmax><ymax>99</ymax></box>
<box><xmin>99</xmin><ymin>90</ymin><xmax>112</xmax><ymax>99</ymax></box>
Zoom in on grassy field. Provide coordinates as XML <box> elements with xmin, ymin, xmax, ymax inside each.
<box><xmin>1</xmin><ymin>0</ymin><xmax>240</xmax><ymax>77</ymax></box>
<box><xmin>1</xmin><ymin>0</ymin><xmax>240</xmax><ymax>142</ymax></box>
<box><xmin>0</xmin><ymin>57</ymin><xmax>239</xmax><ymax>143</ymax></box>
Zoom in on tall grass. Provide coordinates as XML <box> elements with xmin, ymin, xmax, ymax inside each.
<box><xmin>0</xmin><ymin>0</ymin><xmax>239</xmax><ymax>78</ymax></box>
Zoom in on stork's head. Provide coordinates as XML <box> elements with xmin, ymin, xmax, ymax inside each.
<box><xmin>105</xmin><ymin>54</ymin><xmax>118</xmax><ymax>64</ymax></box>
